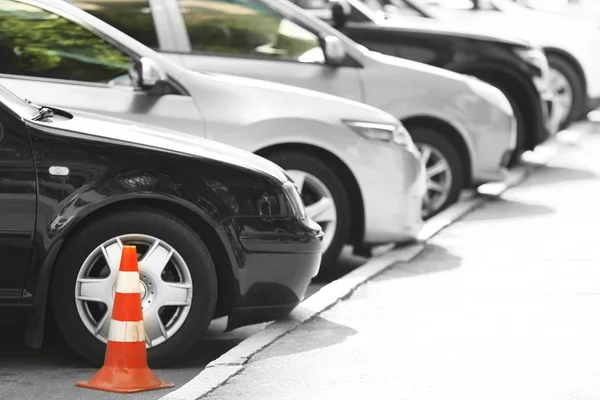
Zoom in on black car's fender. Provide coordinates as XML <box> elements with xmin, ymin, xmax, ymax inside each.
<box><xmin>20</xmin><ymin>121</ymin><xmax>292</xmax><ymax>349</ymax></box>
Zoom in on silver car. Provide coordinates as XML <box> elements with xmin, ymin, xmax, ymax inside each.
<box><xmin>0</xmin><ymin>0</ymin><xmax>425</xmax><ymax>268</ymax></box>
<box><xmin>64</xmin><ymin>0</ymin><xmax>516</xmax><ymax>217</ymax></box>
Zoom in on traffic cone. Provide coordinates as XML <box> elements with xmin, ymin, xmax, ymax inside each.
<box><xmin>76</xmin><ymin>245</ymin><xmax>174</xmax><ymax>393</ymax></box>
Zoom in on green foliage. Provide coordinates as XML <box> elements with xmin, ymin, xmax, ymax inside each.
<box><xmin>0</xmin><ymin>10</ymin><xmax>132</xmax><ymax>83</ymax></box>
<box><xmin>68</xmin><ymin>1</ymin><xmax>160</xmax><ymax>48</ymax></box>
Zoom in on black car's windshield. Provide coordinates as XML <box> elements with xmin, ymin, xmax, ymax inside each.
<box><xmin>0</xmin><ymin>85</ymin><xmax>39</xmax><ymax>119</ymax></box>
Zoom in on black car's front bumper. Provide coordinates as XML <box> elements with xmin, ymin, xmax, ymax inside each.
<box><xmin>220</xmin><ymin>216</ymin><xmax>323</xmax><ymax>331</ymax></box>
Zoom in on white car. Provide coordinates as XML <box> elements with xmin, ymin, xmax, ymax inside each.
<box><xmin>0</xmin><ymin>0</ymin><xmax>426</xmax><ymax>269</ymax></box>
<box><xmin>516</xmin><ymin>0</ymin><xmax>600</xmax><ymax>26</ymax></box>
<box><xmin>392</xmin><ymin>0</ymin><xmax>600</xmax><ymax>128</ymax></box>
<box><xmin>64</xmin><ymin>0</ymin><xmax>518</xmax><ymax>218</ymax></box>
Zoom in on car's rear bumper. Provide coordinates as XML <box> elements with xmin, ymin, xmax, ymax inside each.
<box><xmin>222</xmin><ymin>216</ymin><xmax>323</xmax><ymax>331</ymax></box>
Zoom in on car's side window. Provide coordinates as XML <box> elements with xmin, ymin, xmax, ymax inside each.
<box><xmin>179</xmin><ymin>0</ymin><xmax>326</xmax><ymax>64</ymax></box>
<box><xmin>66</xmin><ymin>0</ymin><xmax>159</xmax><ymax>49</ymax></box>
<box><xmin>0</xmin><ymin>0</ymin><xmax>134</xmax><ymax>85</ymax></box>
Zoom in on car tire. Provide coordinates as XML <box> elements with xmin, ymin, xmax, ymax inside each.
<box><xmin>547</xmin><ymin>53</ymin><xmax>585</xmax><ymax>129</ymax></box>
<box><xmin>266</xmin><ymin>151</ymin><xmax>350</xmax><ymax>272</ymax></box>
<box><xmin>408</xmin><ymin>125</ymin><xmax>464</xmax><ymax>219</ymax></box>
<box><xmin>50</xmin><ymin>209</ymin><xmax>218</xmax><ymax>368</ymax></box>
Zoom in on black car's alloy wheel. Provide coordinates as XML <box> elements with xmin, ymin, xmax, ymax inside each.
<box><xmin>51</xmin><ymin>209</ymin><xmax>218</xmax><ymax>367</ymax></box>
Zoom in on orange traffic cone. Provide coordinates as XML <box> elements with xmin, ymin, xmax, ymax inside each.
<box><xmin>76</xmin><ymin>245</ymin><xmax>174</xmax><ymax>393</ymax></box>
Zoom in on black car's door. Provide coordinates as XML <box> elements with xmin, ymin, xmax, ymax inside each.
<box><xmin>0</xmin><ymin>103</ymin><xmax>36</xmax><ymax>303</ymax></box>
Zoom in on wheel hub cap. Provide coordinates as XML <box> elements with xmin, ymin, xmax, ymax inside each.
<box><xmin>548</xmin><ymin>66</ymin><xmax>573</xmax><ymax>125</ymax></box>
<box><xmin>75</xmin><ymin>234</ymin><xmax>194</xmax><ymax>348</ymax></box>
<box><xmin>416</xmin><ymin>143</ymin><xmax>453</xmax><ymax>219</ymax></box>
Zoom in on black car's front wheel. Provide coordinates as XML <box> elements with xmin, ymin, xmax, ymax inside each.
<box><xmin>50</xmin><ymin>209</ymin><xmax>218</xmax><ymax>368</ymax></box>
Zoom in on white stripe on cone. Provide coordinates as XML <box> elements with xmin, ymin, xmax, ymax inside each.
<box><xmin>108</xmin><ymin>320</ymin><xmax>146</xmax><ymax>343</ymax></box>
<box><xmin>115</xmin><ymin>271</ymin><xmax>141</xmax><ymax>294</ymax></box>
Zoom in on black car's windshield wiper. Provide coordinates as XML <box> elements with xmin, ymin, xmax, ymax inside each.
<box><xmin>23</xmin><ymin>98</ymin><xmax>54</xmax><ymax>121</ymax></box>
<box><xmin>32</xmin><ymin>106</ymin><xmax>54</xmax><ymax>121</ymax></box>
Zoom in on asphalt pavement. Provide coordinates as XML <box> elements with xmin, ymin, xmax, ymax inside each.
<box><xmin>200</xmin><ymin>123</ymin><xmax>600</xmax><ymax>400</ymax></box>
<box><xmin>0</xmin><ymin>251</ymin><xmax>366</xmax><ymax>400</ymax></box>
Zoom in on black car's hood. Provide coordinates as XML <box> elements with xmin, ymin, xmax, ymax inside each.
<box><xmin>27</xmin><ymin>108</ymin><xmax>289</xmax><ymax>184</ymax></box>
<box><xmin>362</xmin><ymin>17</ymin><xmax>532</xmax><ymax>47</ymax></box>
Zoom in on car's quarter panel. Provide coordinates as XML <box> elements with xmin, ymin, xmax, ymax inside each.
<box><xmin>0</xmin><ymin>100</ymin><xmax>36</xmax><ymax>303</ymax></box>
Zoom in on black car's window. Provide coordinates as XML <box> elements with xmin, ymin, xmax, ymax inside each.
<box><xmin>0</xmin><ymin>0</ymin><xmax>134</xmax><ymax>84</ymax></box>
<box><xmin>66</xmin><ymin>0</ymin><xmax>159</xmax><ymax>49</ymax></box>
<box><xmin>179</xmin><ymin>0</ymin><xmax>325</xmax><ymax>64</ymax></box>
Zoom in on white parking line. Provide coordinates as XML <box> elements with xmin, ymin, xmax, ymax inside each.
<box><xmin>159</xmin><ymin>131</ymin><xmax>570</xmax><ymax>400</ymax></box>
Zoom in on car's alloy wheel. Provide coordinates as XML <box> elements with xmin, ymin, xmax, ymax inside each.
<box><xmin>416</xmin><ymin>143</ymin><xmax>453</xmax><ymax>219</ymax></box>
<box><xmin>286</xmin><ymin>170</ymin><xmax>337</xmax><ymax>252</ymax></box>
<box><xmin>265</xmin><ymin>151</ymin><xmax>350</xmax><ymax>271</ymax></box>
<box><xmin>51</xmin><ymin>209</ymin><xmax>217</xmax><ymax>367</ymax></box>
<box><xmin>408</xmin><ymin>125</ymin><xmax>464</xmax><ymax>219</ymax></box>
<box><xmin>548</xmin><ymin>66</ymin><xmax>574</xmax><ymax>127</ymax></box>
<box><xmin>547</xmin><ymin>54</ymin><xmax>586</xmax><ymax>128</ymax></box>
<box><xmin>75</xmin><ymin>234</ymin><xmax>193</xmax><ymax>348</ymax></box>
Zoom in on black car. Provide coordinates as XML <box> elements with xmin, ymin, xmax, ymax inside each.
<box><xmin>293</xmin><ymin>0</ymin><xmax>559</xmax><ymax>161</ymax></box>
<box><xmin>0</xmin><ymin>84</ymin><xmax>323</xmax><ymax>367</ymax></box>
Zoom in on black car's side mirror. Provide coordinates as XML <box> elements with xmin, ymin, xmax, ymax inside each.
<box><xmin>133</xmin><ymin>57</ymin><xmax>169</xmax><ymax>95</ymax></box>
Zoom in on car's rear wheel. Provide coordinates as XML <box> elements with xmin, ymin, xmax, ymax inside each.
<box><xmin>50</xmin><ymin>209</ymin><xmax>218</xmax><ymax>368</ymax></box>
<box><xmin>409</xmin><ymin>126</ymin><xmax>464</xmax><ymax>219</ymax></box>
<box><xmin>265</xmin><ymin>151</ymin><xmax>350</xmax><ymax>271</ymax></box>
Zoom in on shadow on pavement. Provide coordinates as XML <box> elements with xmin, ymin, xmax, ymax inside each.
<box><xmin>378</xmin><ymin>244</ymin><xmax>462</xmax><ymax>280</ymax></box>
<box><xmin>463</xmin><ymin>198</ymin><xmax>555</xmax><ymax>221</ymax></box>
<box><xmin>518</xmin><ymin>164</ymin><xmax>598</xmax><ymax>188</ymax></box>
<box><xmin>0</xmin><ymin>249</ymin><xmax>369</xmax><ymax>374</ymax></box>
<box><xmin>250</xmin><ymin>316</ymin><xmax>358</xmax><ymax>362</ymax></box>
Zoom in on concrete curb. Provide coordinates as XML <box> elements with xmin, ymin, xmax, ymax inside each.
<box><xmin>160</xmin><ymin>132</ymin><xmax>566</xmax><ymax>400</ymax></box>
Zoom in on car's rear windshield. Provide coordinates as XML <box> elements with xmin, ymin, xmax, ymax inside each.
<box><xmin>0</xmin><ymin>85</ymin><xmax>38</xmax><ymax>118</ymax></box>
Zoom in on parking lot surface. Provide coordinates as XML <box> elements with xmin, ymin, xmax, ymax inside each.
<box><xmin>202</xmin><ymin>126</ymin><xmax>600</xmax><ymax>400</ymax></box>
<box><xmin>0</xmin><ymin>253</ymin><xmax>366</xmax><ymax>400</ymax></box>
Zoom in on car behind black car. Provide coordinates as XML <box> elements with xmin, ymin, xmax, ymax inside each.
<box><xmin>294</xmin><ymin>0</ymin><xmax>559</xmax><ymax>161</ymax></box>
<box><xmin>0</xmin><ymin>84</ymin><xmax>323</xmax><ymax>367</ymax></box>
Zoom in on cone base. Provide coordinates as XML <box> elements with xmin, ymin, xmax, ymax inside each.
<box><xmin>76</xmin><ymin>366</ymin><xmax>174</xmax><ymax>394</ymax></box>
